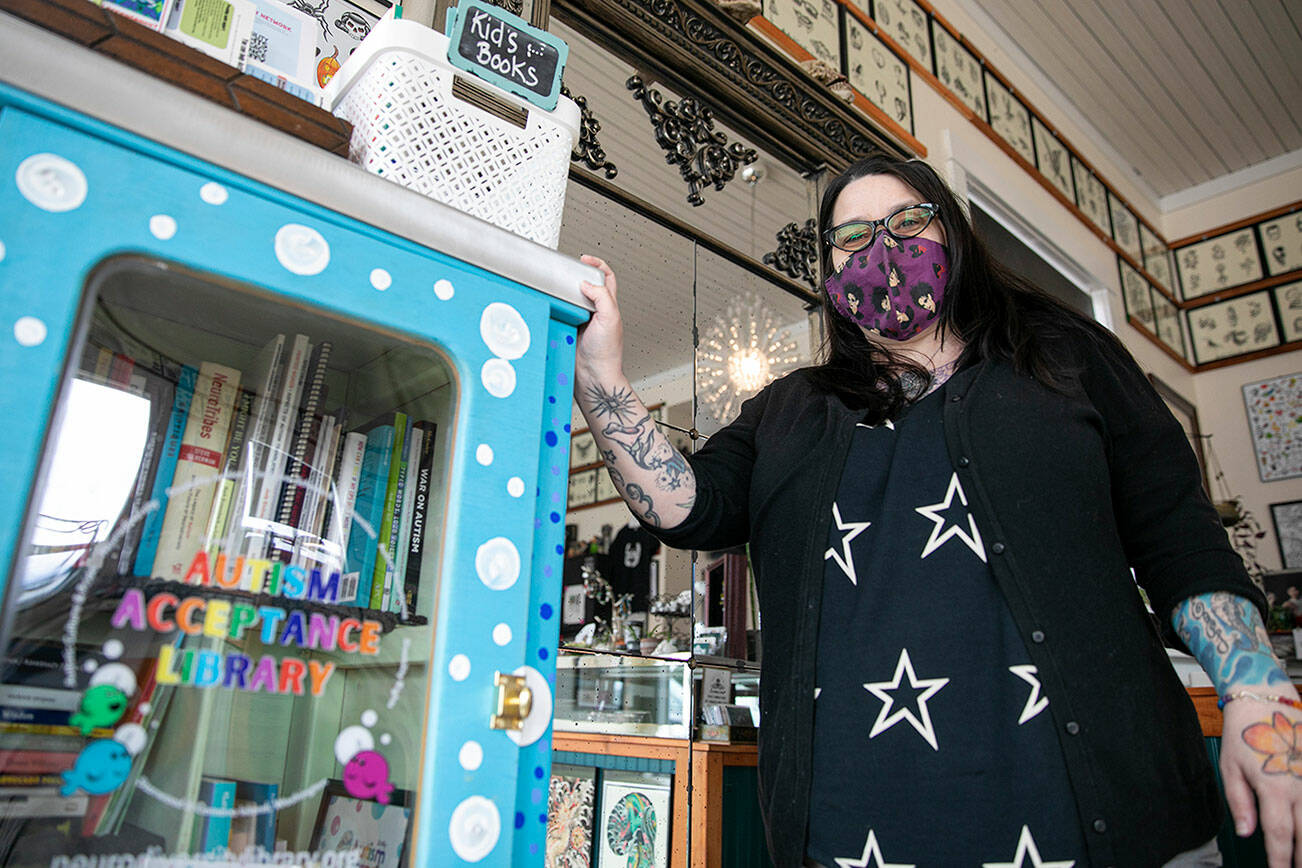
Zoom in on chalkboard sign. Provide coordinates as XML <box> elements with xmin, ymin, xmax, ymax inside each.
<box><xmin>446</xmin><ymin>0</ymin><xmax>568</xmax><ymax>112</ymax></box>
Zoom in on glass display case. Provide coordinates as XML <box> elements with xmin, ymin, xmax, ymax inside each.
<box><xmin>0</xmin><ymin>18</ymin><xmax>594</xmax><ymax>866</ymax></box>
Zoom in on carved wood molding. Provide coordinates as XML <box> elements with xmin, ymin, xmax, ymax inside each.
<box><xmin>762</xmin><ymin>219</ymin><xmax>819</xmax><ymax>289</ymax></box>
<box><xmin>562</xmin><ymin>84</ymin><xmax>619</xmax><ymax>178</ymax></box>
<box><xmin>553</xmin><ymin>0</ymin><xmax>908</xmax><ymax>172</ymax></box>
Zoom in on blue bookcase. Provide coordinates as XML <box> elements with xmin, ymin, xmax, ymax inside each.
<box><xmin>0</xmin><ymin>16</ymin><xmax>592</xmax><ymax>867</ymax></box>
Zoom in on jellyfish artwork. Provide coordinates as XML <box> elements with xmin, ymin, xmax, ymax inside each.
<box><xmin>605</xmin><ymin>792</ymin><xmax>658</xmax><ymax>868</ymax></box>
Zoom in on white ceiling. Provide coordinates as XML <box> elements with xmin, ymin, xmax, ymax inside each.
<box><xmin>959</xmin><ymin>0</ymin><xmax>1302</xmax><ymax>200</ymax></box>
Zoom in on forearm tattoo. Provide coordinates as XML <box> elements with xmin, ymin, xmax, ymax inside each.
<box><xmin>582</xmin><ymin>384</ymin><xmax>695</xmax><ymax>527</ymax></box>
<box><xmin>1171</xmin><ymin>592</ymin><xmax>1289</xmax><ymax>693</ymax></box>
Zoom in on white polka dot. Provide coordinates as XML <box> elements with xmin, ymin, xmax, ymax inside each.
<box><xmin>137</xmin><ymin>702</ymin><xmax>151</xmax><ymax>715</ymax></box>
<box><xmin>14</xmin><ymin>316</ymin><xmax>46</xmax><ymax>347</ymax></box>
<box><xmin>507</xmin><ymin>477</ymin><xmax>525</xmax><ymax>498</ymax></box>
<box><xmin>15</xmin><ymin>153</ymin><xmax>87</xmax><ymax>212</ymax></box>
<box><xmin>380</xmin><ymin>733</ymin><xmax>391</xmax><ymax>745</ymax></box>
<box><xmin>200</xmin><ymin>182</ymin><xmax>228</xmax><ymax>205</ymax></box>
<box><xmin>505</xmin><ymin>666</ymin><xmax>553</xmax><ymax>747</ymax></box>
<box><xmin>459</xmin><ymin>740</ymin><xmax>483</xmax><ymax>770</ymax></box>
<box><xmin>449</xmin><ymin>796</ymin><xmax>500</xmax><ymax>862</ymax></box>
<box><xmin>434</xmin><ymin>279</ymin><xmax>455</xmax><ymax>300</ymax></box>
<box><xmin>82</xmin><ymin>659</ymin><xmax>97</xmax><ymax>673</ymax></box>
<box><xmin>361</xmin><ymin>709</ymin><xmax>378</xmax><ymax>727</ymax></box>
<box><xmin>370</xmin><ymin>268</ymin><xmax>392</xmax><ymax>290</ymax></box>
<box><xmin>479</xmin><ymin>302</ymin><xmax>531</xmax><ymax>360</ymax></box>
<box><xmin>476</xmin><ymin>444</ymin><xmax>493</xmax><ymax>465</ymax></box>
<box><xmin>481</xmin><ymin>358</ymin><xmax>516</xmax><ymax>398</ymax></box>
<box><xmin>149</xmin><ymin>214</ymin><xmax>177</xmax><ymax>240</ymax></box>
<box><xmin>0</xmin><ymin>239</ymin><xmax>6</xmax><ymax>262</ymax></box>
<box><xmin>274</xmin><ymin>224</ymin><xmax>330</xmax><ymax>275</ymax></box>
<box><xmin>492</xmin><ymin>623</ymin><xmax>512</xmax><ymax>646</ymax></box>
<box><xmin>449</xmin><ymin>654</ymin><xmax>471</xmax><ymax>681</ymax></box>
<box><xmin>101</xmin><ymin>639</ymin><xmax>123</xmax><ymax>659</ymax></box>
<box><xmin>475</xmin><ymin>537</ymin><xmax>521</xmax><ymax>590</ymax></box>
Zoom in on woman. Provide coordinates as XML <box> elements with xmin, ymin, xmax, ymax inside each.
<box><xmin>573</xmin><ymin>155</ymin><xmax>1301</xmax><ymax>867</ymax></box>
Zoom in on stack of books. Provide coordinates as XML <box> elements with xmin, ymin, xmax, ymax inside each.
<box><xmin>84</xmin><ymin>322</ymin><xmax>438</xmax><ymax>615</ymax></box>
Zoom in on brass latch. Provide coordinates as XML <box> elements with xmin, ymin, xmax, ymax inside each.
<box><xmin>490</xmin><ymin>672</ymin><xmax>533</xmax><ymax>731</ymax></box>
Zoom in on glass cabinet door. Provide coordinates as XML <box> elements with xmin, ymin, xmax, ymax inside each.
<box><xmin>3</xmin><ymin>255</ymin><xmax>456</xmax><ymax>864</ymax></box>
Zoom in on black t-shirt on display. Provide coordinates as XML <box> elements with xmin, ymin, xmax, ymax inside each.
<box><xmin>608</xmin><ymin>523</ymin><xmax>660</xmax><ymax>613</ymax></box>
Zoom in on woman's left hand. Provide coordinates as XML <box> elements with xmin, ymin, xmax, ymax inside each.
<box><xmin>1218</xmin><ymin>698</ymin><xmax>1302</xmax><ymax>868</ymax></box>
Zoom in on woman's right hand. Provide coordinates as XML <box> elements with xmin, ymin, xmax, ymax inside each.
<box><xmin>575</xmin><ymin>254</ymin><xmax>625</xmax><ymax>386</ymax></box>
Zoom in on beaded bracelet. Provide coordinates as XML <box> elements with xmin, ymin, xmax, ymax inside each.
<box><xmin>1216</xmin><ymin>691</ymin><xmax>1302</xmax><ymax>712</ymax></box>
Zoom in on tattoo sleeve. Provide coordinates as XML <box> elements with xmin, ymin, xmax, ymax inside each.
<box><xmin>577</xmin><ymin>381</ymin><xmax>697</xmax><ymax>529</ymax></box>
<box><xmin>1171</xmin><ymin>592</ymin><xmax>1289</xmax><ymax>693</ymax></box>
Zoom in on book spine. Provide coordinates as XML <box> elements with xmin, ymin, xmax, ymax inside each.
<box><xmin>132</xmin><ymin>365</ymin><xmax>198</xmax><ymax>577</ymax></box>
<box><xmin>333</xmin><ymin>433</ymin><xmax>368</xmax><ymax>556</ymax></box>
<box><xmin>392</xmin><ymin>427</ymin><xmax>423</xmax><ymax>614</ymax></box>
<box><xmin>403</xmin><ymin>422</ymin><xmax>438</xmax><ymax>617</ymax></box>
<box><xmin>253</xmin><ymin>334</ymin><xmax>309</xmax><ymax>530</ymax></box>
<box><xmin>150</xmin><ymin>361</ymin><xmax>243</xmax><ymax>581</ymax></box>
<box><xmin>370</xmin><ymin>414</ymin><xmax>409</xmax><ymax>610</ymax></box>
<box><xmin>200</xmin><ymin>780</ymin><xmax>236</xmax><ymax>853</ymax></box>
<box><xmin>205</xmin><ymin>388</ymin><xmax>254</xmax><ymax>554</ymax></box>
<box><xmin>275</xmin><ymin>340</ymin><xmax>332</xmax><ymax>560</ymax></box>
<box><xmin>346</xmin><ymin>427</ymin><xmax>393</xmax><ymax>608</ymax></box>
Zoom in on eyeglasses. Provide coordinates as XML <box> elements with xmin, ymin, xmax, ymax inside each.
<box><xmin>823</xmin><ymin>203</ymin><xmax>940</xmax><ymax>253</ymax></box>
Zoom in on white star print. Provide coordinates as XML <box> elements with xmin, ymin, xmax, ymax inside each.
<box><xmin>1009</xmin><ymin>665</ymin><xmax>1049</xmax><ymax>724</ymax></box>
<box><xmin>825</xmin><ymin>502</ymin><xmax>871</xmax><ymax>585</ymax></box>
<box><xmin>915</xmin><ymin>472</ymin><xmax>986</xmax><ymax>562</ymax></box>
<box><xmin>863</xmin><ymin>648</ymin><xmax>949</xmax><ymax>750</ymax></box>
<box><xmin>834</xmin><ymin>829</ymin><xmax>915</xmax><ymax>868</ymax></box>
<box><xmin>982</xmin><ymin>825</ymin><xmax>1075</xmax><ymax>868</ymax></box>
<box><xmin>855</xmin><ymin>419</ymin><xmax>896</xmax><ymax>430</ymax></box>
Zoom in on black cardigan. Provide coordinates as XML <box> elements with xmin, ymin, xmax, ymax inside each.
<box><xmin>646</xmin><ymin>329</ymin><xmax>1266</xmax><ymax>868</ymax></box>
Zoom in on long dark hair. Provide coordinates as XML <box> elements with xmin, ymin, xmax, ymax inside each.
<box><xmin>805</xmin><ymin>155</ymin><xmax>1106</xmax><ymax>421</ymax></box>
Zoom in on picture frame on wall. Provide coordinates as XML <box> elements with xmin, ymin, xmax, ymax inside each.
<box><xmin>871</xmin><ymin>0</ymin><xmax>931</xmax><ymax>70</ymax></box>
<box><xmin>570</xmin><ymin>429</ymin><xmax>598</xmax><ymax>469</ymax></box>
<box><xmin>1275</xmin><ymin>280</ymin><xmax>1302</xmax><ymax>343</ymax></box>
<box><xmin>1070</xmin><ymin>157</ymin><xmax>1111</xmax><ymax>236</ymax></box>
<box><xmin>1270</xmin><ymin>501</ymin><xmax>1302</xmax><ymax>571</ymax></box>
<box><xmin>597</xmin><ymin>770</ymin><xmax>672</xmax><ymax>868</ymax></box>
<box><xmin>1118</xmin><ymin>259</ymin><xmax>1155</xmax><ymax>333</ymax></box>
<box><xmin>761</xmin><ymin>0</ymin><xmax>842</xmax><ymax>71</ymax></box>
<box><xmin>1107</xmin><ymin>193</ymin><xmax>1142</xmax><ymax>260</ymax></box>
<box><xmin>931</xmin><ymin>23</ymin><xmax>985</xmax><ymax>119</ymax></box>
<box><xmin>1259</xmin><ymin>211</ymin><xmax>1302</xmax><ymax>276</ymax></box>
<box><xmin>1031</xmin><ymin>116</ymin><xmax>1074</xmax><ymax>203</ymax></box>
<box><xmin>568</xmin><ymin>468</ymin><xmax>598</xmax><ymax>509</ymax></box>
<box><xmin>1175</xmin><ymin>229</ymin><xmax>1263</xmax><ymax>300</ymax></box>
<box><xmin>1188</xmin><ymin>290</ymin><xmax>1279</xmax><ymax>365</ymax></box>
<box><xmin>1149</xmin><ymin>286</ymin><xmax>1186</xmax><ymax>360</ymax></box>
<box><xmin>844</xmin><ymin>15</ymin><xmax>913</xmax><ymax>133</ymax></box>
<box><xmin>982</xmin><ymin>72</ymin><xmax>1033</xmax><ymax>166</ymax></box>
<box><xmin>1147</xmin><ymin>374</ymin><xmax>1208</xmax><ymax>495</ymax></box>
<box><xmin>1243</xmin><ymin>372</ymin><xmax>1302</xmax><ymax>483</ymax></box>
<box><xmin>1140</xmin><ymin>222</ymin><xmax>1174</xmax><ymax>292</ymax></box>
<box><xmin>547</xmin><ymin>763</ymin><xmax>597</xmax><ymax>867</ymax></box>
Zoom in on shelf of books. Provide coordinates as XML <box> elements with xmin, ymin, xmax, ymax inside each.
<box><xmin>4</xmin><ymin>255</ymin><xmax>452</xmax><ymax>860</ymax></box>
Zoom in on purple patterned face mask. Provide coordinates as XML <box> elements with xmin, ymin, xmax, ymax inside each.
<box><xmin>824</xmin><ymin>235</ymin><xmax>949</xmax><ymax>341</ymax></box>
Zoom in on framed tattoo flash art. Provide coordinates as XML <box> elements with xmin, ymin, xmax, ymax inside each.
<box><xmin>547</xmin><ymin>764</ymin><xmax>597</xmax><ymax>867</ymax></box>
<box><xmin>1243</xmin><ymin>372</ymin><xmax>1302</xmax><ymax>483</ymax></box>
<box><xmin>871</xmin><ymin>0</ymin><xmax>931</xmax><ymax>70</ymax></box>
<box><xmin>762</xmin><ymin>0</ymin><xmax>842</xmax><ymax>70</ymax></box>
<box><xmin>931</xmin><ymin>24</ymin><xmax>985</xmax><ymax>119</ymax></box>
<box><xmin>1270</xmin><ymin>501</ymin><xmax>1302</xmax><ymax>570</ymax></box>
<box><xmin>594</xmin><ymin>467</ymin><xmax>619</xmax><ymax>503</ymax></box>
<box><xmin>982</xmin><ymin>72</ymin><xmax>1033</xmax><ymax>166</ymax></box>
<box><xmin>1274</xmin><ymin>281</ymin><xmax>1302</xmax><ymax>343</ymax></box>
<box><xmin>1107</xmin><ymin>193</ymin><xmax>1142</xmax><ymax>260</ymax></box>
<box><xmin>1118</xmin><ymin>259</ymin><xmax>1155</xmax><ymax>333</ymax></box>
<box><xmin>1189</xmin><ymin>291</ymin><xmax>1279</xmax><ymax>364</ymax></box>
<box><xmin>1140</xmin><ymin>222</ymin><xmax>1174</xmax><ymax>292</ymax></box>
<box><xmin>570</xmin><ymin>429</ymin><xmax>598</xmax><ymax>469</ymax></box>
<box><xmin>844</xmin><ymin>16</ymin><xmax>913</xmax><ymax>133</ymax></box>
<box><xmin>1070</xmin><ymin>157</ymin><xmax>1110</xmax><ymax>236</ymax></box>
<box><xmin>1175</xmin><ymin>229</ymin><xmax>1263</xmax><ymax>300</ymax></box>
<box><xmin>1149</xmin><ymin>286</ymin><xmax>1185</xmax><ymax>359</ymax></box>
<box><xmin>1031</xmin><ymin>116</ymin><xmax>1074</xmax><ymax>203</ymax></box>
<box><xmin>596</xmin><ymin>771</ymin><xmax>672</xmax><ymax>868</ymax></box>
<box><xmin>1259</xmin><ymin>211</ymin><xmax>1302</xmax><ymax>277</ymax></box>
<box><xmin>568</xmin><ymin>468</ymin><xmax>598</xmax><ymax>509</ymax></box>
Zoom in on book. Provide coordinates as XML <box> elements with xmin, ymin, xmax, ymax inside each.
<box><xmin>371</xmin><ymin>414</ymin><xmax>409</xmax><ymax>610</ymax></box>
<box><xmin>390</xmin><ymin>425</ymin><xmax>423</xmax><ymax>613</ymax></box>
<box><xmin>402</xmin><ymin>422</ymin><xmax>438</xmax><ymax>618</ymax></box>
<box><xmin>204</xmin><ymin>388</ymin><xmax>254</xmax><ymax>554</ymax></box>
<box><xmin>327</xmin><ymin>432</ymin><xmax>368</xmax><ymax>604</ymax></box>
<box><xmin>346</xmin><ymin>426</ymin><xmax>395</xmax><ymax>609</ymax></box>
<box><xmin>274</xmin><ymin>340</ymin><xmax>333</xmax><ymax>562</ymax></box>
<box><xmin>150</xmin><ymin>361</ymin><xmax>243</xmax><ymax>581</ymax></box>
<box><xmin>196</xmin><ymin>777</ymin><xmax>237</xmax><ymax>853</ymax></box>
<box><xmin>254</xmin><ymin>335</ymin><xmax>310</xmax><ymax>554</ymax></box>
<box><xmin>0</xmin><ymin>786</ymin><xmax>88</xmax><ymax>818</ymax></box>
<box><xmin>227</xmin><ymin>780</ymin><xmax>278</xmax><ymax>854</ymax></box>
<box><xmin>132</xmin><ymin>365</ymin><xmax>197</xmax><ymax>577</ymax></box>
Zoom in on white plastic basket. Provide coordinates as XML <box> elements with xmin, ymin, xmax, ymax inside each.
<box><xmin>325</xmin><ymin>18</ymin><xmax>580</xmax><ymax>248</ymax></box>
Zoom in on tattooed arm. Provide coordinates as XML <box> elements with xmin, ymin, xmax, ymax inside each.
<box><xmin>1172</xmin><ymin>593</ymin><xmax>1301</xmax><ymax>866</ymax></box>
<box><xmin>573</xmin><ymin>256</ymin><xmax>697</xmax><ymax>529</ymax></box>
